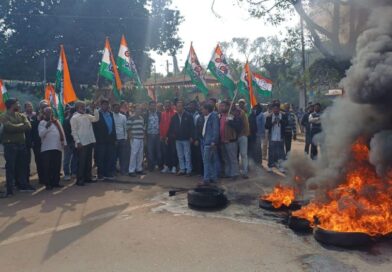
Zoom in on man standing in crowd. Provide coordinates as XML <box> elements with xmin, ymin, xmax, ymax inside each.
<box><xmin>309</xmin><ymin>102</ymin><xmax>322</xmax><ymax>160</ymax></box>
<box><xmin>265</xmin><ymin>102</ymin><xmax>287</xmax><ymax>173</ymax></box>
<box><xmin>63</xmin><ymin>105</ymin><xmax>78</xmax><ymax>181</ymax></box>
<box><xmin>112</xmin><ymin>103</ymin><xmax>128</xmax><ymax>176</ymax></box>
<box><xmin>71</xmin><ymin>101</ymin><xmax>99</xmax><ymax>186</ymax></box>
<box><xmin>248</xmin><ymin>104</ymin><xmax>263</xmax><ymax>165</ymax></box>
<box><xmin>0</xmin><ymin>98</ymin><xmax>34</xmax><ymax>197</ymax></box>
<box><xmin>188</xmin><ymin>100</ymin><xmax>203</xmax><ymax>176</ymax></box>
<box><xmin>301</xmin><ymin>104</ymin><xmax>314</xmax><ymax>155</ymax></box>
<box><xmin>38</xmin><ymin>107</ymin><xmax>66</xmax><ymax>190</ymax></box>
<box><xmin>238</xmin><ymin>99</ymin><xmax>248</xmax><ymax>114</ymax></box>
<box><xmin>236</xmin><ymin>105</ymin><xmax>250</xmax><ymax>179</ymax></box>
<box><xmin>219</xmin><ymin>100</ymin><xmax>242</xmax><ymax>180</ymax></box>
<box><xmin>283</xmin><ymin>103</ymin><xmax>297</xmax><ymax>156</ymax></box>
<box><xmin>168</xmin><ymin>100</ymin><xmax>194</xmax><ymax>176</ymax></box>
<box><xmin>160</xmin><ymin>100</ymin><xmax>177</xmax><ymax>174</ymax></box>
<box><xmin>23</xmin><ymin>101</ymin><xmax>36</xmax><ymax>184</ymax></box>
<box><xmin>145</xmin><ymin>101</ymin><xmax>162</xmax><ymax>172</ymax></box>
<box><xmin>93</xmin><ymin>99</ymin><xmax>116</xmax><ymax>180</ymax></box>
<box><xmin>262</xmin><ymin>104</ymin><xmax>271</xmax><ymax>161</ymax></box>
<box><xmin>200</xmin><ymin>103</ymin><xmax>219</xmax><ymax>185</ymax></box>
<box><xmin>127</xmin><ymin>105</ymin><xmax>145</xmax><ymax>177</ymax></box>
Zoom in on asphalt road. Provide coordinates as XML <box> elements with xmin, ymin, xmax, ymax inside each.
<box><xmin>0</xmin><ymin>141</ymin><xmax>391</xmax><ymax>272</ymax></box>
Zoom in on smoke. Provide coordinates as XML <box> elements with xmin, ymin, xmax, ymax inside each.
<box><xmin>287</xmin><ymin>3</ymin><xmax>392</xmax><ymax>194</ymax></box>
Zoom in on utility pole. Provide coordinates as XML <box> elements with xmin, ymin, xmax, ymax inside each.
<box><xmin>300</xmin><ymin>17</ymin><xmax>307</xmax><ymax>109</ymax></box>
<box><xmin>43</xmin><ymin>55</ymin><xmax>47</xmax><ymax>85</ymax></box>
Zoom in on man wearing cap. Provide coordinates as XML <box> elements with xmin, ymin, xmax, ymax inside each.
<box><xmin>0</xmin><ymin>98</ymin><xmax>34</xmax><ymax>197</ymax></box>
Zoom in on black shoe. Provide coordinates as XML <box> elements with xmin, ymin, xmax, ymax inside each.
<box><xmin>128</xmin><ymin>172</ymin><xmax>137</xmax><ymax>177</ymax></box>
<box><xmin>53</xmin><ymin>184</ymin><xmax>64</xmax><ymax>188</ymax></box>
<box><xmin>19</xmin><ymin>185</ymin><xmax>36</xmax><ymax>193</ymax></box>
<box><xmin>136</xmin><ymin>171</ymin><xmax>146</xmax><ymax>175</ymax></box>
<box><xmin>86</xmin><ymin>179</ymin><xmax>97</xmax><ymax>183</ymax></box>
<box><xmin>1</xmin><ymin>191</ymin><xmax>13</xmax><ymax>198</ymax></box>
<box><xmin>45</xmin><ymin>186</ymin><xmax>53</xmax><ymax>190</ymax></box>
<box><xmin>76</xmin><ymin>181</ymin><xmax>85</xmax><ymax>186</ymax></box>
<box><xmin>242</xmin><ymin>174</ymin><xmax>249</xmax><ymax>179</ymax></box>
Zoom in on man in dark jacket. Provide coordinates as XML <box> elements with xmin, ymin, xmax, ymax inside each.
<box><xmin>168</xmin><ymin>100</ymin><xmax>194</xmax><ymax>176</ymax></box>
<box><xmin>265</xmin><ymin>102</ymin><xmax>287</xmax><ymax>173</ymax></box>
<box><xmin>144</xmin><ymin>101</ymin><xmax>162</xmax><ymax>172</ymax></box>
<box><xmin>309</xmin><ymin>103</ymin><xmax>322</xmax><ymax>160</ymax></box>
<box><xmin>200</xmin><ymin>103</ymin><xmax>219</xmax><ymax>184</ymax></box>
<box><xmin>63</xmin><ymin>106</ymin><xmax>78</xmax><ymax>180</ymax></box>
<box><xmin>93</xmin><ymin>99</ymin><xmax>116</xmax><ymax>180</ymax></box>
<box><xmin>301</xmin><ymin>104</ymin><xmax>314</xmax><ymax>155</ymax></box>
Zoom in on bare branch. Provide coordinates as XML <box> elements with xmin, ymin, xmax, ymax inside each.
<box><xmin>211</xmin><ymin>0</ymin><xmax>222</xmax><ymax>18</ymax></box>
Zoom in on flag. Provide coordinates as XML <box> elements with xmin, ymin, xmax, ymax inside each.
<box><xmin>184</xmin><ymin>43</ymin><xmax>209</xmax><ymax>96</ymax></box>
<box><xmin>117</xmin><ymin>35</ymin><xmax>142</xmax><ymax>88</ymax></box>
<box><xmin>253</xmin><ymin>73</ymin><xmax>273</xmax><ymax>97</ymax></box>
<box><xmin>0</xmin><ymin>80</ymin><xmax>9</xmax><ymax>112</ymax></box>
<box><xmin>147</xmin><ymin>86</ymin><xmax>157</xmax><ymax>102</ymax></box>
<box><xmin>207</xmin><ymin>44</ymin><xmax>235</xmax><ymax>98</ymax></box>
<box><xmin>55</xmin><ymin>45</ymin><xmax>78</xmax><ymax>123</ymax></box>
<box><xmin>45</xmin><ymin>83</ymin><xmax>60</xmax><ymax>117</ymax></box>
<box><xmin>99</xmin><ymin>37</ymin><xmax>123</xmax><ymax>99</ymax></box>
<box><xmin>237</xmin><ymin>62</ymin><xmax>257</xmax><ymax>110</ymax></box>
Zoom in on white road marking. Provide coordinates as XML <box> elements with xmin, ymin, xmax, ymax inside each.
<box><xmin>0</xmin><ymin>202</ymin><xmax>158</xmax><ymax>247</ymax></box>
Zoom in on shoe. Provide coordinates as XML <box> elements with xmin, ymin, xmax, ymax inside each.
<box><xmin>186</xmin><ymin>173</ymin><xmax>192</xmax><ymax>177</ymax></box>
<box><xmin>19</xmin><ymin>185</ymin><xmax>36</xmax><ymax>193</ymax></box>
<box><xmin>128</xmin><ymin>172</ymin><xmax>137</xmax><ymax>177</ymax></box>
<box><xmin>136</xmin><ymin>171</ymin><xmax>146</xmax><ymax>175</ymax></box>
<box><xmin>76</xmin><ymin>181</ymin><xmax>85</xmax><ymax>186</ymax></box>
<box><xmin>71</xmin><ymin>174</ymin><xmax>77</xmax><ymax>179</ymax></box>
<box><xmin>279</xmin><ymin>167</ymin><xmax>286</xmax><ymax>173</ymax></box>
<box><xmin>97</xmin><ymin>175</ymin><xmax>104</xmax><ymax>181</ymax></box>
<box><xmin>171</xmin><ymin>167</ymin><xmax>177</xmax><ymax>174</ymax></box>
<box><xmin>267</xmin><ymin>167</ymin><xmax>273</xmax><ymax>173</ymax></box>
<box><xmin>45</xmin><ymin>186</ymin><xmax>53</xmax><ymax>190</ymax></box>
<box><xmin>161</xmin><ymin>166</ymin><xmax>169</xmax><ymax>174</ymax></box>
<box><xmin>242</xmin><ymin>174</ymin><xmax>249</xmax><ymax>179</ymax></box>
<box><xmin>104</xmin><ymin>176</ymin><xmax>115</xmax><ymax>181</ymax></box>
<box><xmin>176</xmin><ymin>172</ymin><xmax>185</xmax><ymax>176</ymax></box>
<box><xmin>63</xmin><ymin>175</ymin><xmax>71</xmax><ymax>181</ymax></box>
<box><xmin>86</xmin><ymin>179</ymin><xmax>97</xmax><ymax>183</ymax></box>
<box><xmin>53</xmin><ymin>184</ymin><xmax>64</xmax><ymax>188</ymax></box>
<box><xmin>1</xmin><ymin>190</ymin><xmax>13</xmax><ymax>198</ymax></box>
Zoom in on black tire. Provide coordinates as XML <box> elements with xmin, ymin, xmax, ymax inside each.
<box><xmin>288</xmin><ymin>215</ymin><xmax>312</xmax><ymax>233</ymax></box>
<box><xmin>187</xmin><ymin>187</ymin><xmax>227</xmax><ymax>209</ymax></box>
<box><xmin>259</xmin><ymin>199</ymin><xmax>288</xmax><ymax>211</ymax></box>
<box><xmin>313</xmin><ymin>227</ymin><xmax>374</xmax><ymax>248</ymax></box>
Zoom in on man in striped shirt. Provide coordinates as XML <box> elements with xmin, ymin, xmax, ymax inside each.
<box><xmin>127</xmin><ymin>105</ymin><xmax>145</xmax><ymax>177</ymax></box>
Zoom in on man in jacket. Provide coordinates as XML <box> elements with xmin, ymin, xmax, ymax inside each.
<box><xmin>160</xmin><ymin>100</ymin><xmax>177</xmax><ymax>174</ymax></box>
<box><xmin>309</xmin><ymin>103</ymin><xmax>322</xmax><ymax>160</ymax></box>
<box><xmin>301</xmin><ymin>104</ymin><xmax>314</xmax><ymax>155</ymax></box>
<box><xmin>0</xmin><ymin>98</ymin><xmax>34</xmax><ymax>197</ymax></box>
<box><xmin>63</xmin><ymin>106</ymin><xmax>78</xmax><ymax>180</ymax></box>
<box><xmin>283</xmin><ymin>103</ymin><xmax>297</xmax><ymax>156</ymax></box>
<box><xmin>71</xmin><ymin>101</ymin><xmax>99</xmax><ymax>186</ymax></box>
<box><xmin>200</xmin><ymin>103</ymin><xmax>219</xmax><ymax>184</ymax></box>
<box><xmin>236</xmin><ymin>105</ymin><xmax>250</xmax><ymax>179</ymax></box>
<box><xmin>93</xmin><ymin>99</ymin><xmax>117</xmax><ymax>180</ymax></box>
<box><xmin>219</xmin><ymin>100</ymin><xmax>242</xmax><ymax>179</ymax></box>
<box><xmin>168</xmin><ymin>100</ymin><xmax>194</xmax><ymax>176</ymax></box>
<box><xmin>265</xmin><ymin>102</ymin><xmax>287</xmax><ymax>173</ymax></box>
<box><xmin>112</xmin><ymin>103</ymin><xmax>128</xmax><ymax>175</ymax></box>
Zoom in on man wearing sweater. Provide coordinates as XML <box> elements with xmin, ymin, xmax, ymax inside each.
<box><xmin>160</xmin><ymin>100</ymin><xmax>177</xmax><ymax>174</ymax></box>
<box><xmin>168</xmin><ymin>100</ymin><xmax>194</xmax><ymax>176</ymax></box>
<box><xmin>127</xmin><ymin>105</ymin><xmax>146</xmax><ymax>177</ymax></box>
<box><xmin>70</xmin><ymin>101</ymin><xmax>99</xmax><ymax>186</ymax></box>
<box><xmin>0</xmin><ymin>98</ymin><xmax>34</xmax><ymax>197</ymax></box>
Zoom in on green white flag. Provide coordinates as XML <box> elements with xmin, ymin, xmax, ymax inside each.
<box><xmin>253</xmin><ymin>73</ymin><xmax>273</xmax><ymax>97</ymax></box>
<box><xmin>208</xmin><ymin>44</ymin><xmax>235</xmax><ymax>98</ymax></box>
<box><xmin>117</xmin><ymin>35</ymin><xmax>142</xmax><ymax>88</ymax></box>
<box><xmin>184</xmin><ymin>44</ymin><xmax>209</xmax><ymax>96</ymax></box>
<box><xmin>55</xmin><ymin>52</ymin><xmax>65</xmax><ymax>123</ymax></box>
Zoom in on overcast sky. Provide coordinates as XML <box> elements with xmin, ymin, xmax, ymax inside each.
<box><xmin>152</xmin><ymin>0</ymin><xmax>298</xmax><ymax>74</ymax></box>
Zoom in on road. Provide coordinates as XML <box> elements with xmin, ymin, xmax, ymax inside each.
<box><xmin>0</xmin><ymin>140</ymin><xmax>391</xmax><ymax>272</ymax></box>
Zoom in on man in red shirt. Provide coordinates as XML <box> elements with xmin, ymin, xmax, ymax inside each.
<box><xmin>160</xmin><ymin>100</ymin><xmax>177</xmax><ymax>174</ymax></box>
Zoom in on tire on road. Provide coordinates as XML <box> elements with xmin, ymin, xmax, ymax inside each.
<box><xmin>187</xmin><ymin>187</ymin><xmax>228</xmax><ymax>209</ymax></box>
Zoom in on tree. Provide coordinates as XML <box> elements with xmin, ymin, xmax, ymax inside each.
<box><xmin>223</xmin><ymin>0</ymin><xmax>371</xmax><ymax>61</ymax></box>
<box><xmin>0</xmin><ymin>0</ymin><xmax>183</xmax><ymax>88</ymax></box>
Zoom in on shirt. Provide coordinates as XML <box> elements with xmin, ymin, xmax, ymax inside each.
<box><xmin>147</xmin><ymin>112</ymin><xmax>159</xmax><ymax>135</ymax></box>
<box><xmin>271</xmin><ymin>113</ymin><xmax>282</xmax><ymax>142</ymax></box>
<box><xmin>220</xmin><ymin>114</ymin><xmax>227</xmax><ymax>143</ymax></box>
<box><xmin>113</xmin><ymin>112</ymin><xmax>127</xmax><ymax>140</ymax></box>
<box><xmin>70</xmin><ymin>109</ymin><xmax>100</xmax><ymax>147</ymax></box>
<box><xmin>127</xmin><ymin>115</ymin><xmax>145</xmax><ymax>139</ymax></box>
<box><xmin>38</xmin><ymin>120</ymin><xmax>67</xmax><ymax>152</ymax></box>
<box><xmin>101</xmin><ymin>111</ymin><xmax>113</xmax><ymax>134</ymax></box>
<box><xmin>202</xmin><ymin>113</ymin><xmax>211</xmax><ymax>137</ymax></box>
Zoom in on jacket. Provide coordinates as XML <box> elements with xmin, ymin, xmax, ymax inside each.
<box><xmin>201</xmin><ymin>112</ymin><xmax>220</xmax><ymax>146</ymax></box>
<box><xmin>265</xmin><ymin>112</ymin><xmax>288</xmax><ymax>141</ymax></box>
<box><xmin>93</xmin><ymin>111</ymin><xmax>117</xmax><ymax>144</ymax></box>
<box><xmin>220</xmin><ymin>113</ymin><xmax>242</xmax><ymax>143</ymax></box>
<box><xmin>237</xmin><ymin>109</ymin><xmax>250</xmax><ymax>137</ymax></box>
<box><xmin>168</xmin><ymin>111</ymin><xmax>194</xmax><ymax>141</ymax></box>
<box><xmin>256</xmin><ymin>112</ymin><xmax>265</xmax><ymax>137</ymax></box>
<box><xmin>160</xmin><ymin>109</ymin><xmax>176</xmax><ymax>138</ymax></box>
<box><xmin>0</xmin><ymin>111</ymin><xmax>31</xmax><ymax>144</ymax></box>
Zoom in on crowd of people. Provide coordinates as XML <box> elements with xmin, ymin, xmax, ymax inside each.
<box><xmin>0</xmin><ymin>95</ymin><xmax>322</xmax><ymax>198</ymax></box>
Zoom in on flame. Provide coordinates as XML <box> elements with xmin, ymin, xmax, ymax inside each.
<box><xmin>293</xmin><ymin>140</ymin><xmax>392</xmax><ymax>236</ymax></box>
<box><xmin>261</xmin><ymin>184</ymin><xmax>296</xmax><ymax>208</ymax></box>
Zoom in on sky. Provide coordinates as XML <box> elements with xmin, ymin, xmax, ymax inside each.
<box><xmin>152</xmin><ymin>0</ymin><xmax>298</xmax><ymax>74</ymax></box>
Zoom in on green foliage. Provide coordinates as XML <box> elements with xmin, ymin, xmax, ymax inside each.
<box><xmin>0</xmin><ymin>0</ymin><xmax>182</xmax><ymax>87</ymax></box>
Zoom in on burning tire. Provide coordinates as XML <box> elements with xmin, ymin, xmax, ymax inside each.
<box><xmin>259</xmin><ymin>199</ymin><xmax>308</xmax><ymax>212</ymax></box>
<box><xmin>187</xmin><ymin>187</ymin><xmax>228</xmax><ymax>210</ymax></box>
<box><xmin>288</xmin><ymin>214</ymin><xmax>312</xmax><ymax>233</ymax></box>
<box><xmin>313</xmin><ymin>227</ymin><xmax>374</xmax><ymax>248</ymax></box>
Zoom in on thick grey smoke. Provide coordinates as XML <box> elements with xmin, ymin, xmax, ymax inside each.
<box><xmin>286</xmin><ymin>4</ymin><xmax>392</xmax><ymax>194</ymax></box>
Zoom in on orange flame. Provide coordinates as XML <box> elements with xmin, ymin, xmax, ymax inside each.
<box><xmin>261</xmin><ymin>185</ymin><xmax>296</xmax><ymax>208</ymax></box>
<box><xmin>293</xmin><ymin>140</ymin><xmax>392</xmax><ymax>236</ymax></box>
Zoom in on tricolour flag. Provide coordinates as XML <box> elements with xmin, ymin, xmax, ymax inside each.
<box><xmin>184</xmin><ymin>43</ymin><xmax>208</xmax><ymax>96</ymax></box>
<box><xmin>117</xmin><ymin>35</ymin><xmax>142</xmax><ymax>88</ymax></box>
<box><xmin>208</xmin><ymin>44</ymin><xmax>235</xmax><ymax>98</ymax></box>
<box><xmin>0</xmin><ymin>80</ymin><xmax>9</xmax><ymax>112</ymax></box>
<box><xmin>99</xmin><ymin>37</ymin><xmax>123</xmax><ymax>99</ymax></box>
<box><xmin>253</xmin><ymin>73</ymin><xmax>272</xmax><ymax>97</ymax></box>
<box><xmin>55</xmin><ymin>45</ymin><xmax>78</xmax><ymax>123</ymax></box>
<box><xmin>237</xmin><ymin>62</ymin><xmax>257</xmax><ymax>110</ymax></box>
